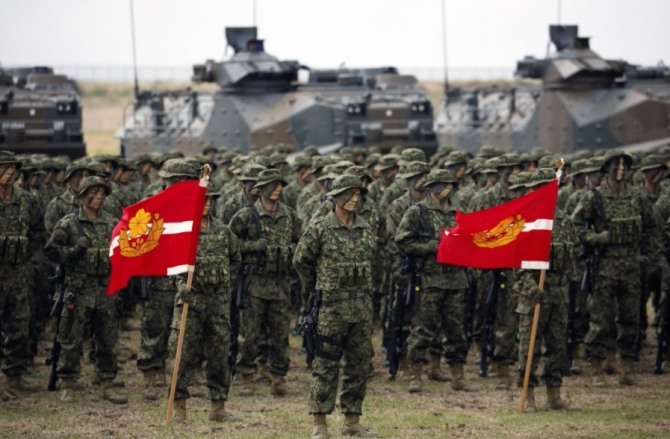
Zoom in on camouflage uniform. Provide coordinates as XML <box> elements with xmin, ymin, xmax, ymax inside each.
<box><xmin>229</xmin><ymin>170</ymin><xmax>301</xmax><ymax>389</ymax></box>
<box><xmin>0</xmin><ymin>152</ymin><xmax>43</xmax><ymax>396</ymax></box>
<box><xmin>395</xmin><ymin>170</ymin><xmax>470</xmax><ymax>390</ymax></box>
<box><xmin>293</xmin><ymin>176</ymin><xmax>376</xmax><ymax>419</ymax></box>
<box><xmin>572</xmin><ymin>151</ymin><xmax>655</xmax><ymax>384</ymax></box>
<box><xmin>170</xmin><ymin>213</ymin><xmax>240</xmax><ymax>403</ymax></box>
<box><xmin>44</xmin><ymin>177</ymin><xmax>125</xmax><ymax>401</ymax></box>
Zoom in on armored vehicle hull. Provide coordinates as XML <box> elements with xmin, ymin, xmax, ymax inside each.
<box><xmin>118</xmin><ymin>27</ymin><xmax>436</xmax><ymax>157</ymax></box>
<box><xmin>437</xmin><ymin>25</ymin><xmax>670</xmax><ymax>154</ymax></box>
<box><xmin>0</xmin><ymin>66</ymin><xmax>86</xmax><ymax>158</ymax></box>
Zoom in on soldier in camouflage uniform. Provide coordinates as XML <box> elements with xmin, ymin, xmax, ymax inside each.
<box><xmin>511</xmin><ymin>169</ymin><xmax>580</xmax><ymax>412</ymax></box>
<box><xmin>0</xmin><ymin>152</ymin><xmax>42</xmax><ymax>400</ymax></box>
<box><xmin>395</xmin><ymin>169</ymin><xmax>473</xmax><ymax>393</ymax></box>
<box><xmin>44</xmin><ymin>176</ymin><xmax>127</xmax><ymax>404</ymax></box>
<box><xmin>469</xmin><ymin>153</ymin><xmax>522</xmax><ymax>389</ymax></box>
<box><xmin>229</xmin><ymin>169</ymin><xmax>301</xmax><ymax>397</ymax></box>
<box><xmin>218</xmin><ymin>163</ymin><xmax>265</xmax><ymax>225</ymax></box>
<box><xmin>136</xmin><ymin>160</ymin><xmax>199</xmax><ymax>401</ymax></box>
<box><xmin>44</xmin><ymin>160</ymin><xmax>96</xmax><ymax>233</ymax></box>
<box><xmin>293</xmin><ymin>175</ymin><xmax>377</xmax><ymax>439</ymax></box>
<box><xmin>366</xmin><ymin>154</ymin><xmax>399</xmax><ymax>204</ymax></box>
<box><xmin>572</xmin><ymin>150</ymin><xmax>655</xmax><ymax>386</ymax></box>
<box><xmin>169</xmin><ymin>179</ymin><xmax>241</xmax><ymax>422</ymax></box>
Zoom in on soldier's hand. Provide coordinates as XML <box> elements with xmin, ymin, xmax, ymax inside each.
<box><xmin>74</xmin><ymin>237</ymin><xmax>88</xmax><ymax>252</ymax></box>
<box><xmin>593</xmin><ymin>231</ymin><xmax>610</xmax><ymax>244</ymax></box>
<box><xmin>176</xmin><ymin>285</ymin><xmax>195</xmax><ymax>304</ymax></box>
<box><xmin>249</xmin><ymin>238</ymin><xmax>268</xmax><ymax>253</ymax></box>
<box><xmin>526</xmin><ymin>285</ymin><xmax>545</xmax><ymax>302</ymax></box>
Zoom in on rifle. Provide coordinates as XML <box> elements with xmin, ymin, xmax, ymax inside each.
<box><xmin>140</xmin><ymin>277</ymin><xmax>150</xmax><ymax>302</ymax></box>
<box><xmin>654</xmin><ymin>291</ymin><xmax>670</xmax><ymax>374</ymax></box>
<box><xmin>478</xmin><ymin>270</ymin><xmax>503</xmax><ymax>377</ymax></box>
<box><xmin>298</xmin><ymin>290</ymin><xmax>321</xmax><ymax>368</ymax></box>
<box><xmin>563</xmin><ymin>280</ymin><xmax>578</xmax><ymax>376</ymax></box>
<box><xmin>228</xmin><ymin>265</ymin><xmax>246</xmax><ymax>378</ymax></box>
<box><xmin>46</xmin><ymin>266</ymin><xmax>65</xmax><ymax>391</ymax></box>
<box><xmin>463</xmin><ymin>270</ymin><xmax>477</xmax><ymax>346</ymax></box>
<box><xmin>386</xmin><ymin>278</ymin><xmax>405</xmax><ymax>380</ymax></box>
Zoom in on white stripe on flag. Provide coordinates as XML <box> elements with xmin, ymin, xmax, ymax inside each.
<box><xmin>166</xmin><ymin>264</ymin><xmax>195</xmax><ymax>276</ymax></box>
<box><xmin>522</xmin><ymin>219</ymin><xmax>553</xmax><ymax>232</ymax></box>
<box><xmin>521</xmin><ymin>260</ymin><xmax>550</xmax><ymax>269</ymax></box>
<box><xmin>109</xmin><ymin>221</ymin><xmax>194</xmax><ymax>255</ymax></box>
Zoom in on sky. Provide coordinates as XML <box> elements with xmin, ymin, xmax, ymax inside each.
<box><xmin>2</xmin><ymin>0</ymin><xmax>669</xmax><ymax>77</ymax></box>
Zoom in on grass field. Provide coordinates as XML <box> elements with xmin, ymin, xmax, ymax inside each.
<box><xmin>1</xmin><ymin>318</ymin><xmax>669</xmax><ymax>439</ymax></box>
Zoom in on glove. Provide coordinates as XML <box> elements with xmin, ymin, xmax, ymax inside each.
<box><xmin>592</xmin><ymin>231</ymin><xmax>610</xmax><ymax>245</ymax></box>
<box><xmin>176</xmin><ymin>284</ymin><xmax>196</xmax><ymax>305</ymax></box>
<box><xmin>74</xmin><ymin>237</ymin><xmax>88</xmax><ymax>252</ymax></box>
<box><xmin>525</xmin><ymin>285</ymin><xmax>545</xmax><ymax>302</ymax></box>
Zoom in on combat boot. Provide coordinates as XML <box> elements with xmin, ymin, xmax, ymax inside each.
<box><xmin>449</xmin><ymin>363</ymin><xmax>474</xmax><ymax>391</ymax></box>
<box><xmin>427</xmin><ymin>355</ymin><xmax>450</xmax><ymax>382</ymax></box>
<box><xmin>143</xmin><ymin>370</ymin><xmax>158</xmax><ymax>401</ymax></box>
<box><xmin>173</xmin><ymin>398</ymin><xmax>186</xmax><ymax>422</ymax></box>
<box><xmin>603</xmin><ymin>350</ymin><xmax>618</xmax><ymax>375</ymax></box>
<box><xmin>569</xmin><ymin>344</ymin><xmax>583</xmax><ymax>375</ymax></box>
<box><xmin>407</xmin><ymin>362</ymin><xmax>423</xmax><ymax>393</ymax></box>
<box><xmin>3</xmin><ymin>375</ymin><xmax>20</xmax><ymax>399</ymax></box>
<box><xmin>237</xmin><ymin>373</ymin><xmax>255</xmax><ymax>397</ymax></box>
<box><xmin>546</xmin><ymin>386</ymin><xmax>581</xmax><ymax>411</ymax></box>
<box><xmin>495</xmin><ymin>364</ymin><xmax>512</xmax><ymax>390</ymax></box>
<box><xmin>209</xmin><ymin>399</ymin><xmax>238</xmax><ymax>422</ymax></box>
<box><xmin>619</xmin><ymin>357</ymin><xmax>637</xmax><ymax>386</ymax></box>
<box><xmin>590</xmin><ymin>358</ymin><xmax>606</xmax><ymax>387</ymax></box>
<box><xmin>256</xmin><ymin>361</ymin><xmax>272</xmax><ymax>384</ymax></box>
<box><xmin>523</xmin><ymin>386</ymin><xmax>537</xmax><ymax>413</ymax></box>
<box><xmin>155</xmin><ymin>366</ymin><xmax>167</xmax><ymax>387</ymax></box>
<box><xmin>341</xmin><ymin>414</ymin><xmax>378</xmax><ymax>437</ymax></box>
<box><xmin>312</xmin><ymin>414</ymin><xmax>329</xmax><ymax>439</ymax></box>
<box><xmin>60</xmin><ymin>378</ymin><xmax>76</xmax><ymax>402</ymax></box>
<box><xmin>100</xmin><ymin>379</ymin><xmax>128</xmax><ymax>404</ymax></box>
<box><xmin>15</xmin><ymin>375</ymin><xmax>37</xmax><ymax>392</ymax></box>
<box><xmin>397</xmin><ymin>357</ymin><xmax>409</xmax><ymax>379</ymax></box>
<box><xmin>270</xmin><ymin>374</ymin><xmax>288</xmax><ymax>397</ymax></box>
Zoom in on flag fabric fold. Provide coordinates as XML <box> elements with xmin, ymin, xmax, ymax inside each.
<box><xmin>107</xmin><ymin>179</ymin><xmax>207</xmax><ymax>295</ymax></box>
<box><xmin>437</xmin><ymin>180</ymin><xmax>558</xmax><ymax>270</ymax></box>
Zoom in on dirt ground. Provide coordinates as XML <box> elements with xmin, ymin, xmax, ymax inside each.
<box><xmin>1</xmin><ymin>315</ymin><xmax>669</xmax><ymax>439</ymax></box>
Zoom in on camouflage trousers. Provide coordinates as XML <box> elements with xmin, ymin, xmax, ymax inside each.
<box><xmin>237</xmin><ymin>295</ymin><xmax>290</xmax><ymax>376</ymax></box>
<box><xmin>0</xmin><ymin>265</ymin><xmax>31</xmax><ymax>377</ymax></box>
<box><xmin>137</xmin><ymin>286</ymin><xmax>174</xmax><ymax>372</ymax></box>
<box><xmin>56</xmin><ymin>280</ymin><xmax>119</xmax><ymax>381</ymax></box>
<box><xmin>407</xmin><ymin>287</ymin><xmax>468</xmax><ymax>365</ymax></box>
<box><xmin>169</xmin><ymin>294</ymin><xmax>230</xmax><ymax>401</ymax></box>
<box><xmin>516</xmin><ymin>285</ymin><xmax>567</xmax><ymax>388</ymax></box>
<box><xmin>310</xmin><ymin>317</ymin><xmax>372</xmax><ymax>415</ymax></box>
<box><xmin>493</xmin><ymin>272</ymin><xmax>518</xmax><ymax>365</ymax></box>
<box><xmin>585</xmin><ymin>257</ymin><xmax>640</xmax><ymax>360</ymax></box>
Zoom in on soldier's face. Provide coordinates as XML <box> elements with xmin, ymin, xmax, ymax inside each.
<box><xmin>448</xmin><ymin>164</ymin><xmax>466</xmax><ymax>180</ymax></box>
<box><xmin>140</xmin><ymin>162</ymin><xmax>151</xmax><ymax>176</ymax></box>
<box><xmin>412</xmin><ymin>173</ymin><xmax>427</xmax><ymax>191</ymax></box>
<box><xmin>499</xmin><ymin>166</ymin><xmax>520</xmax><ymax>184</ymax></box>
<box><xmin>609</xmin><ymin>157</ymin><xmax>627</xmax><ymax>181</ymax></box>
<box><xmin>431</xmin><ymin>183</ymin><xmax>454</xmax><ymax>202</ymax></box>
<box><xmin>68</xmin><ymin>169</ymin><xmax>90</xmax><ymax>192</ymax></box>
<box><xmin>340</xmin><ymin>188</ymin><xmax>361</xmax><ymax>212</ymax></box>
<box><xmin>203</xmin><ymin>196</ymin><xmax>213</xmax><ymax>216</ymax></box>
<box><xmin>243</xmin><ymin>181</ymin><xmax>259</xmax><ymax>197</ymax></box>
<box><xmin>261</xmin><ymin>181</ymin><xmax>283</xmax><ymax>201</ymax></box>
<box><xmin>54</xmin><ymin>169</ymin><xmax>66</xmax><ymax>184</ymax></box>
<box><xmin>643</xmin><ymin>168</ymin><xmax>664</xmax><ymax>185</ymax></box>
<box><xmin>83</xmin><ymin>187</ymin><xmax>106</xmax><ymax>212</ymax></box>
<box><xmin>0</xmin><ymin>163</ymin><xmax>17</xmax><ymax>186</ymax></box>
<box><xmin>587</xmin><ymin>171</ymin><xmax>602</xmax><ymax>187</ymax></box>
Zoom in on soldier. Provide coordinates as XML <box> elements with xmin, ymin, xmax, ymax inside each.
<box><xmin>44</xmin><ymin>160</ymin><xmax>96</xmax><ymax>233</ymax></box>
<box><xmin>395</xmin><ymin>169</ymin><xmax>473</xmax><ymax>393</ymax></box>
<box><xmin>293</xmin><ymin>175</ymin><xmax>377</xmax><ymax>439</ymax></box>
<box><xmin>229</xmin><ymin>169</ymin><xmax>301</xmax><ymax>397</ymax></box>
<box><xmin>44</xmin><ymin>176</ymin><xmax>127</xmax><ymax>404</ymax></box>
<box><xmin>572</xmin><ymin>150</ymin><xmax>655</xmax><ymax>386</ymax></box>
<box><xmin>0</xmin><ymin>151</ymin><xmax>42</xmax><ymax>400</ymax></box>
<box><xmin>510</xmin><ymin>169</ymin><xmax>580</xmax><ymax>412</ymax></box>
<box><xmin>366</xmin><ymin>154</ymin><xmax>399</xmax><ymax>204</ymax></box>
<box><xmin>169</xmin><ymin>177</ymin><xmax>241</xmax><ymax>422</ymax></box>
<box><xmin>218</xmin><ymin>163</ymin><xmax>265</xmax><ymax>225</ymax></box>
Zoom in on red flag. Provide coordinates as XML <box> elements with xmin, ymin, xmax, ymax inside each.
<box><xmin>437</xmin><ymin>180</ymin><xmax>558</xmax><ymax>270</ymax></box>
<box><xmin>107</xmin><ymin>179</ymin><xmax>207</xmax><ymax>295</ymax></box>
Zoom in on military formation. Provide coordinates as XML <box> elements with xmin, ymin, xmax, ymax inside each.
<box><xmin>1</xmin><ymin>143</ymin><xmax>670</xmax><ymax>438</ymax></box>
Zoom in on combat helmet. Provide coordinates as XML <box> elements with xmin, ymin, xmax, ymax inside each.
<box><xmin>64</xmin><ymin>160</ymin><xmax>96</xmax><ymax>182</ymax></box>
<box><xmin>638</xmin><ymin>154</ymin><xmax>667</xmax><ymax>172</ymax></box>
<box><xmin>77</xmin><ymin>176</ymin><xmax>111</xmax><ymax>197</ymax></box>
<box><xmin>327</xmin><ymin>174</ymin><xmax>368</xmax><ymax>197</ymax></box>
<box><xmin>524</xmin><ymin>168</ymin><xmax>556</xmax><ymax>188</ymax></box>
<box><xmin>400</xmin><ymin>161</ymin><xmax>431</xmax><ymax>179</ymax></box>
<box><xmin>237</xmin><ymin>164</ymin><xmax>267</xmax><ymax>182</ymax></box>
<box><xmin>157</xmin><ymin>159</ymin><xmax>198</xmax><ymax>179</ymax></box>
<box><xmin>0</xmin><ymin>151</ymin><xmax>22</xmax><ymax>170</ymax></box>
<box><xmin>253</xmin><ymin>169</ymin><xmax>288</xmax><ymax>188</ymax></box>
<box><xmin>600</xmin><ymin>149</ymin><xmax>633</xmax><ymax>171</ymax></box>
<box><xmin>421</xmin><ymin>169</ymin><xmax>459</xmax><ymax>190</ymax></box>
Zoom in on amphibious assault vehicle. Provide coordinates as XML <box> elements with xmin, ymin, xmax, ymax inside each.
<box><xmin>118</xmin><ymin>27</ymin><xmax>437</xmax><ymax>157</ymax></box>
<box><xmin>0</xmin><ymin>65</ymin><xmax>86</xmax><ymax>158</ymax></box>
<box><xmin>437</xmin><ymin>24</ymin><xmax>670</xmax><ymax>154</ymax></box>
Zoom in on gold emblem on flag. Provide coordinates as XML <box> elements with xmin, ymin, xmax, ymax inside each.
<box><xmin>472</xmin><ymin>214</ymin><xmax>525</xmax><ymax>248</ymax></box>
<box><xmin>118</xmin><ymin>209</ymin><xmax>165</xmax><ymax>257</ymax></box>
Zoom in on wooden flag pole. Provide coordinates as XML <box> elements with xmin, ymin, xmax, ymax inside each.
<box><xmin>165</xmin><ymin>270</ymin><xmax>194</xmax><ymax>423</ymax></box>
<box><xmin>519</xmin><ymin>269</ymin><xmax>546</xmax><ymax>413</ymax></box>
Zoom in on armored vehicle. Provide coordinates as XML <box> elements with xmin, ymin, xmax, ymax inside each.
<box><xmin>437</xmin><ymin>24</ymin><xmax>670</xmax><ymax>154</ymax></box>
<box><xmin>0</xmin><ymin>66</ymin><xmax>86</xmax><ymax>158</ymax></box>
<box><xmin>118</xmin><ymin>27</ymin><xmax>437</xmax><ymax>157</ymax></box>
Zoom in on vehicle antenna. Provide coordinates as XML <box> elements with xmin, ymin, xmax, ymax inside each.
<box><xmin>441</xmin><ymin>0</ymin><xmax>449</xmax><ymax>95</ymax></box>
<box><xmin>129</xmin><ymin>0</ymin><xmax>140</xmax><ymax>100</ymax></box>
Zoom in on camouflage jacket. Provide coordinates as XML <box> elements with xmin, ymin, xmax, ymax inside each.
<box><xmin>378</xmin><ymin>178</ymin><xmax>408</xmax><ymax>214</ymax></box>
<box><xmin>557</xmin><ymin>183</ymin><xmax>574</xmax><ymax>211</ymax></box>
<box><xmin>175</xmin><ymin>216</ymin><xmax>240</xmax><ymax>307</ymax></box>
<box><xmin>571</xmin><ymin>180</ymin><xmax>655</xmax><ymax>260</ymax></box>
<box><xmin>395</xmin><ymin>195</ymin><xmax>468</xmax><ymax>290</ymax></box>
<box><xmin>218</xmin><ymin>191</ymin><xmax>251</xmax><ymax>226</ymax></box>
<box><xmin>0</xmin><ymin>187</ymin><xmax>44</xmax><ymax>267</ymax></box>
<box><xmin>293</xmin><ymin>210</ymin><xmax>375</xmax><ymax>322</ymax></box>
<box><xmin>44</xmin><ymin>189</ymin><xmax>80</xmax><ymax>233</ymax></box>
<box><xmin>229</xmin><ymin>199</ymin><xmax>300</xmax><ymax>300</ymax></box>
<box><xmin>514</xmin><ymin>206</ymin><xmax>576</xmax><ymax>306</ymax></box>
<box><xmin>296</xmin><ymin>181</ymin><xmax>320</xmax><ymax>209</ymax></box>
<box><xmin>366</xmin><ymin>178</ymin><xmax>391</xmax><ymax>204</ymax></box>
<box><xmin>44</xmin><ymin>209</ymin><xmax>115</xmax><ymax>289</ymax></box>
<box><xmin>469</xmin><ymin>182</ymin><xmax>515</xmax><ymax>212</ymax></box>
